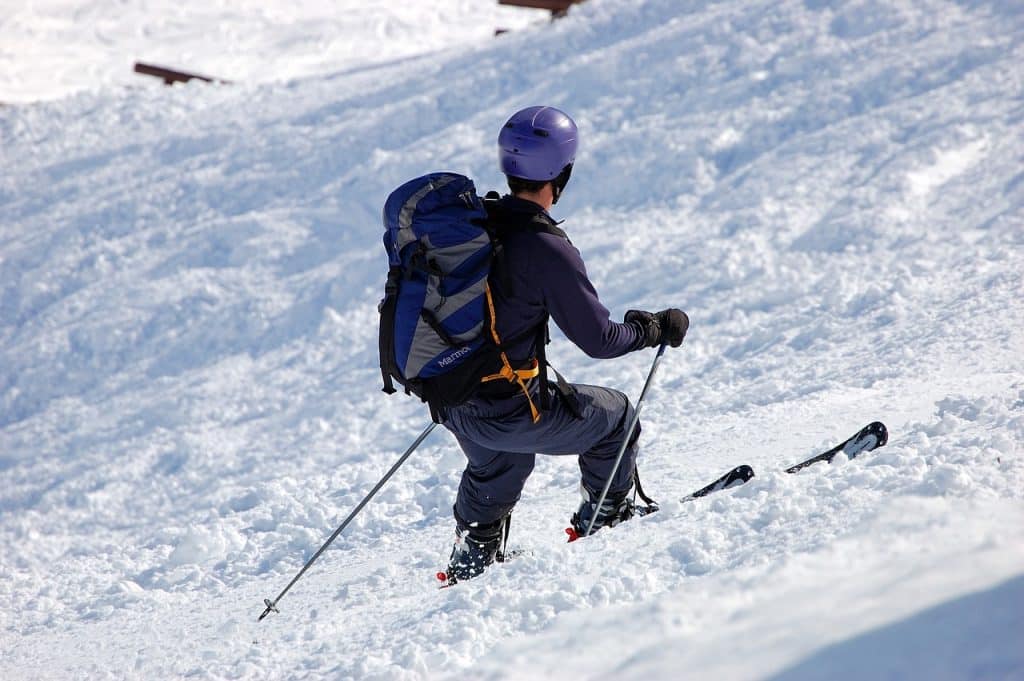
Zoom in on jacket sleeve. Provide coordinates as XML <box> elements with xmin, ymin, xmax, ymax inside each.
<box><xmin>535</xmin><ymin>234</ymin><xmax>645</xmax><ymax>359</ymax></box>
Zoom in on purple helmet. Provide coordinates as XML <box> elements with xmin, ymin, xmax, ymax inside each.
<box><xmin>498</xmin><ymin>106</ymin><xmax>578</xmax><ymax>181</ymax></box>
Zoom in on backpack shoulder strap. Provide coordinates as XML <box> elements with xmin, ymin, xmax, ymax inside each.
<box><xmin>481</xmin><ymin>193</ymin><xmax>576</xmax><ymax>418</ymax></box>
<box><xmin>528</xmin><ymin>212</ymin><xmax>569</xmax><ymax>241</ymax></box>
<box><xmin>483</xmin><ymin>192</ymin><xmax>569</xmax><ymax>241</ymax></box>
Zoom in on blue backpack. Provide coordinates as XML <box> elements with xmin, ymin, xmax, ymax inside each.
<box><xmin>378</xmin><ymin>173</ymin><xmax>542</xmax><ymax>421</ymax></box>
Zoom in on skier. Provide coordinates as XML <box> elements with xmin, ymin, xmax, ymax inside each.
<box><xmin>441</xmin><ymin>106</ymin><xmax>689</xmax><ymax>582</ymax></box>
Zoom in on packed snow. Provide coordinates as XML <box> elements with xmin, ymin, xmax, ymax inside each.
<box><xmin>1</xmin><ymin>0</ymin><xmax>1022</xmax><ymax>679</ymax></box>
<box><xmin>0</xmin><ymin>1</ymin><xmax>539</xmax><ymax>103</ymax></box>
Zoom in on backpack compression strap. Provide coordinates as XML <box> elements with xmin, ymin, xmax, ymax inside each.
<box><xmin>479</xmin><ymin>283</ymin><xmax>542</xmax><ymax>423</ymax></box>
<box><xmin>378</xmin><ymin>267</ymin><xmax>402</xmax><ymax>395</ymax></box>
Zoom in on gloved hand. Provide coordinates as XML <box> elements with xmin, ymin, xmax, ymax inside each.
<box><xmin>625</xmin><ymin>308</ymin><xmax>689</xmax><ymax>348</ymax></box>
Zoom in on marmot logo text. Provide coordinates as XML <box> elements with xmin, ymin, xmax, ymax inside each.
<box><xmin>437</xmin><ymin>346</ymin><xmax>471</xmax><ymax>368</ymax></box>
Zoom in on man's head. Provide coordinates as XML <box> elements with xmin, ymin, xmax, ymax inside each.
<box><xmin>498</xmin><ymin>106</ymin><xmax>578</xmax><ymax>206</ymax></box>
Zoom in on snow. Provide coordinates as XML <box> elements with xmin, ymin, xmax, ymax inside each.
<box><xmin>0</xmin><ymin>1</ymin><xmax>539</xmax><ymax>103</ymax></box>
<box><xmin>2</xmin><ymin>0</ymin><xmax>1022</xmax><ymax>679</ymax></box>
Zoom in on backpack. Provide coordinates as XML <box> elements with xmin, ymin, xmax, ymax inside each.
<box><xmin>378</xmin><ymin>173</ymin><xmax>542</xmax><ymax>422</ymax></box>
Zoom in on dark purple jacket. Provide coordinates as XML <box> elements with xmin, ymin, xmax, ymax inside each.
<box><xmin>485</xmin><ymin>195</ymin><xmax>644</xmax><ymax>372</ymax></box>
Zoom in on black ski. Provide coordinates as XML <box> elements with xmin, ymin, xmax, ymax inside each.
<box><xmin>677</xmin><ymin>422</ymin><xmax>889</xmax><ymax>502</ymax></box>
<box><xmin>564</xmin><ymin>466</ymin><xmax>754</xmax><ymax>541</ymax></box>
<box><xmin>439</xmin><ymin>464</ymin><xmax>763</xmax><ymax>582</ymax></box>
<box><xmin>680</xmin><ymin>464</ymin><xmax>756</xmax><ymax>503</ymax></box>
<box><xmin>438</xmin><ymin>425</ymin><xmax>886</xmax><ymax>584</ymax></box>
<box><xmin>784</xmin><ymin>421</ymin><xmax>888</xmax><ymax>473</ymax></box>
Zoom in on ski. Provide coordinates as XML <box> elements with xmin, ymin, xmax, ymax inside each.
<box><xmin>676</xmin><ymin>422</ymin><xmax>888</xmax><ymax>501</ymax></box>
<box><xmin>562</xmin><ymin>466</ymin><xmax>753</xmax><ymax>542</ymax></box>
<box><xmin>437</xmin><ymin>424</ymin><xmax>887</xmax><ymax>584</ymax></box>
<box><xmin>441</xmin><ymin>462</ymin><xmax>756</xmax><ymax>583</ymax></box>
<box><xmin>784</xmin><ymin>421</ymin><xmax>888</xmax><ymax>473</ymax></box>
<box><xmin>680</xmin><ymin>464</ymin><xmax>756</xmax><ymax>503</ymax></box>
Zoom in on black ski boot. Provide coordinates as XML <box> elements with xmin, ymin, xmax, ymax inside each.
<box><xmin>567</xmin><ymin>485</ymin><xmax>636</xmax><ymax>541</ymax></box>
<box><xmin>440</xmin><ymin>514</ymin><xmax>510</xmax><ymax>585</ymax></box>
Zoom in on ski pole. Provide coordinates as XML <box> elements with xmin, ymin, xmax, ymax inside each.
<box><xmin>258</xmin><ymin>421</ymin><xmax>438</xmax><ymax>621</ymax></box>
<box><xmin>583</xmin><ymin>342</ymin><xmax>668</xmax><ymax>538</ymax></box>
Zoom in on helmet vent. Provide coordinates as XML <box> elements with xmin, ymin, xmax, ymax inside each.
<box><xmin>533</xmin><ymin>129</ymin><xmax>550</xmax><ymax>137</ymax></box>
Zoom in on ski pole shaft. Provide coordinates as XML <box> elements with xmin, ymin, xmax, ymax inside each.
<box><xmin>258</xmin><ymin>421</ymin><xmax>438</xmax><ymax>621</ymax></box>
<box><xmin>583</xmin><ymin>342</ymin><xmax>667</xmax><ymax>538</ymax></box>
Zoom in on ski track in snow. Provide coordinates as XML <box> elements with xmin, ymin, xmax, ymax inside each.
<box><xmin>1</xmin><ymin>0</ymin><xmax>1023</xmax><ymax>679</ymax></box>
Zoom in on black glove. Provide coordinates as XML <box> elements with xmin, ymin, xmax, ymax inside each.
<box><xmin>625</xmin><ymin>308</ymin><xmax>689</xmax><ymax>348</ymax></box>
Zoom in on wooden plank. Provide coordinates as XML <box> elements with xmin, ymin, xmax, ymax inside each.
<box><xmin>498</xmin><ymin>0</ymin><xmax>577</xmax><ymax>12</ymax></box>
<box><xmin>133</xmin><ymin>62</ymin><xmax>225</xmax><ymax>86</ymax></box>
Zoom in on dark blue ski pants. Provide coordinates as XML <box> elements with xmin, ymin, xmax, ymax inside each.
<box><xmin>441</xmin><ymin>383</ymin><xmax>639</xmax><ymax>527</ymax></box>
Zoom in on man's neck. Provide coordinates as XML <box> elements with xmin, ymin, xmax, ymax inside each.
<box><xmin>512</xmin><ymin>186</ymin><xmax>554</xmax><ymax>211</ymax></box>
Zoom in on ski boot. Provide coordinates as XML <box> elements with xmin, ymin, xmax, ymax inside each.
<box><xmin>439</xmin><ymin>514</ymin><xmax>510</xmax><ymax>585</ymax></box>
<box><xmin>566</xmin><ymin>485</ymin><xmax>636</xmax><ymax>542</ymax></box>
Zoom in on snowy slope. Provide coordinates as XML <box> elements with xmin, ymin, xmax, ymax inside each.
<box><xmin>2</xmin><ymin>0</ymin><xmax>1023</xmax><ymax>679</ymax></box>
<box><xmin>0</xmin><ymin>0</ymin><xmax>538</xmax><ymax>103</ymax></box>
